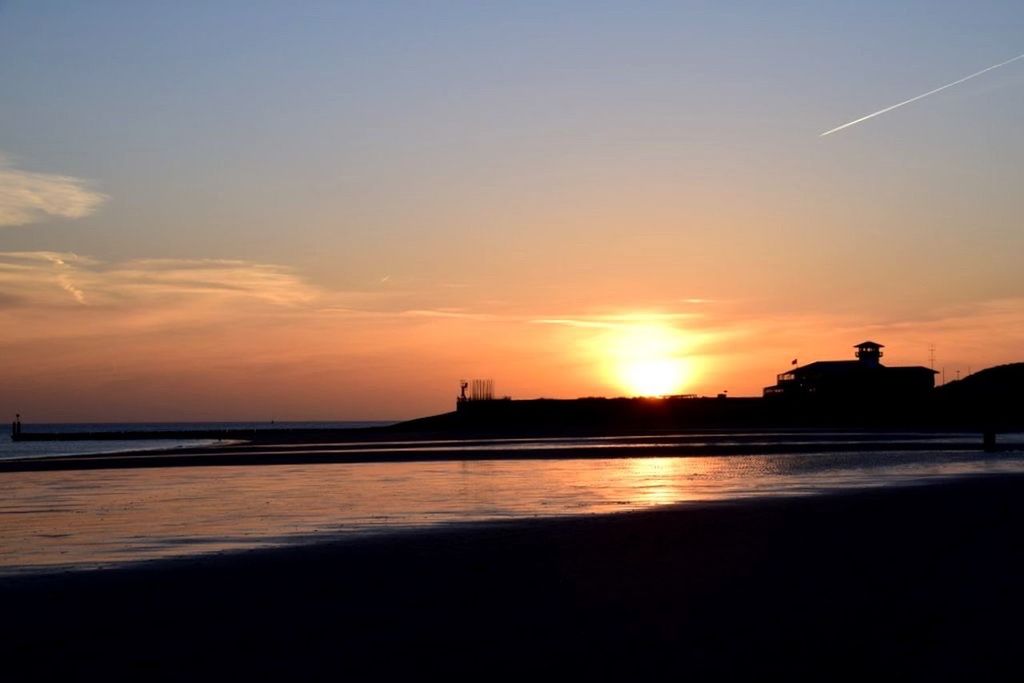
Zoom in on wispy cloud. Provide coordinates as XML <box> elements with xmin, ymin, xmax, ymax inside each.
<box><xmin>533</xmin><ymin>318</ymin><xmax>617</xmax><ymax>329</ymax></box>
<box><xmin>0</xmin><ymin>252</ymin><xmax>321</xmax><ymax>324</ymax></box>
<box><xmin>0</xmin><ymin>156</ymin><xmax>108</xmax><ymax>227</ymax></box>
<box><xmin>532</xmin><ymin>311</ymin><xmax>700</xmax><ymax>329</ymax></box>
<box><xmin>399</xmin><ymin>308</ymin><xmax>499</xmax><ymax>321</ymax></box>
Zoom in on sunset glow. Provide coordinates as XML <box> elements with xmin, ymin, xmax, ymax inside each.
<box><xmin>0</xmin><ymin>5</ymin><xmax>1022</xmax><ymax>421</ymax></box>
<box><xmin>603</xmin><ymin>323</ymin><xmax>694</xmax><ymax>397</ymax></box>
<box><xmin>5</xmin><ymin>6</ymin><xmax>1024</xmax><ymax>678</ymax></box>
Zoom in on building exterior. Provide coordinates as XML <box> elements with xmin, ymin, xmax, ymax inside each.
<box><xmin>763</xmin><ymin>341</ymin><xmax>937</xmax><ymax>400</ymax></box>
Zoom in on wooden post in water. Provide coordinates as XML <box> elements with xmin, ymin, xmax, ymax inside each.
<box><xmin>983</xmin><ymin>430</ymin><xmax>997</xmax><ymax>452</ymax></box>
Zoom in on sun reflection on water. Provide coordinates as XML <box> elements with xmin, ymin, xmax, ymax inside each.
<box><xmin>627</xmin><ymin>456</ymin><xmax>693</xmax><ymax>506</ymax></box>
<box><xmin>3</xmin><ymin>447</ymin><xmax>1024</xmax><ymax>573</ymax></box>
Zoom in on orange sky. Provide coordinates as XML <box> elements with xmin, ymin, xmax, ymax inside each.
<box><xmin>2</xmin><ymin>5</ymin><xmax>1023</xmax><ymax>421</ymax></box>
<box><xmin>1</xmin><ymin>250</ymin><xmax>1021</xmax><ymax>421</ymax></box>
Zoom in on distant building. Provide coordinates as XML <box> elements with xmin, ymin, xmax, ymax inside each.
<box><xmin>763</xmin><ymin>341</ymin><xmax>937</xmax><ymax>400</ymax></box>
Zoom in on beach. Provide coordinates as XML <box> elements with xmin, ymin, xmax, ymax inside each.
<box><xmin>3</xmin><ymin>473</ymin><xmax>1023</xmax><ymax>678</ymax></box>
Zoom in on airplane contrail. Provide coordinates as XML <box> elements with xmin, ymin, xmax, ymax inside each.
<box><xmin>820</xmin><ymin>52</ymin><xmax>1024</xmax><ymax>137</ymax></box>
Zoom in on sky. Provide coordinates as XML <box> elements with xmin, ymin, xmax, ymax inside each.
<box><xmin>2</xmin><ymin>1</ymin><xmax>1024</xmax><ymax>421</ymax></box>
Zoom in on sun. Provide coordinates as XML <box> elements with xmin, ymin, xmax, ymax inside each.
<box><xmin>601</xmin><ymin>323</ymin><xmax>694</xmax><ymax>397</ymax></box>
<box><xmin>619</xmin><ymin>357</ymin><xmax>689</xmax><ymax>396</ymax></box>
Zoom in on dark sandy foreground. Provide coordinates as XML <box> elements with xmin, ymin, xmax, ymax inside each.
<box><xmin>3</xmin><ymin>475</ymin><xmax>1024</xmax><ymax>679</ymax></box>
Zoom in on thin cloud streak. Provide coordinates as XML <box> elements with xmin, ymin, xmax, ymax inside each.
<box><xmin>0</xmin><ymin>252</ymin><xmax>322</xmax><ymax>321</ymax></box>
<box><xmin>820</xmin><ymin>52</ymin><xmax>1024</xmax><ymax>137</ymax></box>
<box><xmin>533</xmin><ymin>312</ymin><xmax>700</xmax><ymax>329</ymax></box>
<box><xmin>399</xmin><ymin>309</ymin><xmax>498</xmax><ymax>321</ymax></box>
<box><xmin>534</xmin><ymin>318</ymin><xmax>618</xmax><ymax>329</ymax></box>
<box><xmin>0</xmin><ymin>157</ymin><xmax>108</xmax><ymax>226</ymax></box>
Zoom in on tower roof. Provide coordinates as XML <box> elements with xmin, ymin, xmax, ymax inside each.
<box><xmin>854</xmin><ymin>340</ymin><xmax>884</xmax><ymax>348</ymax></box>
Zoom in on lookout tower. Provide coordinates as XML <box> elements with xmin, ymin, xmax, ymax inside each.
<box><xmin>854</xmin><ymin>341</ymin><xmax>884</xmax><ymax>367</ymax></box>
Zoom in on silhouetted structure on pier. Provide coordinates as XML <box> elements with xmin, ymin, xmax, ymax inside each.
<box><xmin>457</xmin><ymin>379</ymin><xmax>510</xmax><ymax>410</ymax></box>
<box><xmin>462</xmin><ymin>379</ymin><xmax>494</xmax><ymax>402</ymax></box>
<box><xmin>763</xmin><ymin>341</ymin><xmax>936</xmax><ymax>400</ymax></box>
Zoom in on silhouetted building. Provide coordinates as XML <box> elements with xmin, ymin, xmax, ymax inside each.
<box><xmin>764</xmin><ymin>341</ymin><xmax>936</xmax><ymax>400</ymax></box>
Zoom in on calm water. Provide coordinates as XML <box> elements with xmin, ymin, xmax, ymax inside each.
<box><xmin>0</xmin><ymin>421</ymin><xmax>394</xmax><ymax>460</ymax></box>
<box><xmin>2</xmin><ymin>433</ymin><xmax>1024</xmax><ymax>575</ymax></box>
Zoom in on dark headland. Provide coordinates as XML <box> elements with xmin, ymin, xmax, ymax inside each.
<box><xmin>11</xmin><ymin>361</ymin><xmax>1024</xmax><ymax>440</ymax></box>
<box><xmin>6</xmin><ymin>360</ymin><xmax>1022</xmax><ymax>474</ymax></box>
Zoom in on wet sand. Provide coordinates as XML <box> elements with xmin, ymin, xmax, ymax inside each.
<box><xmin>3</xmin><ymin>473</ymin><xmax>1023</xmax><ymax>678</ymax></box>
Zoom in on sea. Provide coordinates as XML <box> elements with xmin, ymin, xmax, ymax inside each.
<box><xmin>2</xmin><ymin>422</ymin><xmax>1024</xmax><ymax>575</ymax></box>
<box><xmin>0</xmin><ymin>421</ymin><xmax>392</xmax><ymax>461</ymax></box>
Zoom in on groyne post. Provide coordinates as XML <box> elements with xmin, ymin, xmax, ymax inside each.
<box><xmin>983</xmin><ymin>430</ymin><xmax>997</xmax><ymax>452</ymax></box>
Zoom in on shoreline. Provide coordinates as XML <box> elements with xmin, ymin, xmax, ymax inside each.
<box><xmin>3</xmin><ymin>431</ymin><xmax>1016</xmax><ymax>473</ymax></box>
<box><xmin>0</xmin><ymin>474</ymin><xmax>970</xmax><ymax>579</ymax></box>
<box><xmin>4</xmin><ymin>472</ymin><xmax>1024</xmax><ymax>676</ymax></box>
<box><xmin>12</xmin><ymin>474</ymin><xmax>980</xmax><ymax>572</ymax></box>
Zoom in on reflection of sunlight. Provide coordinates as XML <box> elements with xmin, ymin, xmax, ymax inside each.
<box><xmin>626</xmin><ymin>457</ymin><xmax>695</xmax><ymax>507</ymax></box>
<box><xmin>599</xmin><ymin>322</ymin><xmax>695</xmax><ymax>396</ymax></box>
<box><xmin>18</xmin><ymin>447</ymin><xmax>1020</xmax><ymax>571</ymax></box>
